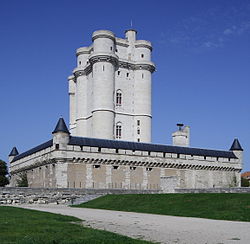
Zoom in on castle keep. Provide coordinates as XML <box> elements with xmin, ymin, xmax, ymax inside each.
<box><xmin>69</xmin><ymin>29</ymin><xmax>154</xmax><ymax>142</ymax></box>
<box><xmin>9</xmin><ymin>30</ymin><xmax>243</xmax><ymax>191</ymax></box>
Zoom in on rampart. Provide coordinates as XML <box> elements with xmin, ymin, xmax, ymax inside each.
<box><xmin>0</xmin><ymin>187</ymin><xmax>160</xmax><ymax>205</ymax></box>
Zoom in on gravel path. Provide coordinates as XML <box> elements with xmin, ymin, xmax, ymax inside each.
<box><xmin>18</xmin><ymin>204</ymin><xmax>250</xmax><ymax>244</ymax></box>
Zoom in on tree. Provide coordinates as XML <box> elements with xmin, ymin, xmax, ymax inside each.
<box><xmin>17</xmin><ymin>172</ymin><xmax>28</xmax><ymax>187</ymax></box>
<box><xmin>241</xmin><ymin>177</ymin><xmax>250</xmax><ymax>187</ymax></box>
<box><xmin>0</xmin><ymin>159</ymin><xmax>9</xmax><ymax>187</ymax></box>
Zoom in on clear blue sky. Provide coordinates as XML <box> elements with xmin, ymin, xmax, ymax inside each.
<box><xmin>1</xmin><ymin>0</ymin><xmax>249</xmax><ymax>171</ymax></box>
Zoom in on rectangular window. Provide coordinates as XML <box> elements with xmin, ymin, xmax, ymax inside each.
<box><xmin>116</xmin><ymin>125</ymin><xmax>122</xmax><ymax>139</ymax></box>
<box><xmin>137</xmin><ymin>120</ymin><xmax>140</xmax><ymax>126</ymax></box>
<box><xmin>118</xmin><ymin>71</ymin><xmax>120</xmax><ymax>75</ymax></box>
<box><xmin>137</xmin><ymin>138</ymin><xmax>140</xmax><ymax>142</ymax></box>
<box><xmin>137</xmin><ymin>129</ymin><xmax>140</xmax><ymax>134</ymax></box>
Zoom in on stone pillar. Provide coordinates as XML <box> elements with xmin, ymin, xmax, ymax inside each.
<box><xmin>86</xmin><ymin>164</ymin><xmax>93</xmax><ymax>188</ymax></box>
<box><xmin>124</xmin><ymin>166</ymin><xmax>131</xmax><ymax>189</ymax></box>
<box><xmin>106</xmin><ymin>165</ymin><xmax>112</xmax><ymax>189</ymax></box>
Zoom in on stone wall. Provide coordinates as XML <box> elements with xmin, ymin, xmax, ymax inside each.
<box><xmin>0</xmin><ymin>187</ymin><xmax>160</xmax><ymax>205</ymax></box>
<box><xmin>175</xmin><ymin>187</ymin><xmax>250</xmax><ymax>193</ymax></box>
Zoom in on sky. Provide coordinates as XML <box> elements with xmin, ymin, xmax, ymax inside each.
<box><xmin>0</xmin><ymin>0</ymin><xmax>249</xmax><ymax>171</ymax></box>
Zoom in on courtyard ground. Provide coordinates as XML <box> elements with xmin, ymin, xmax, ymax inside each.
<box><xmin>18</xmin><ymin>204</ymin><xmax>250</xmax><ymax>244</ymax></box>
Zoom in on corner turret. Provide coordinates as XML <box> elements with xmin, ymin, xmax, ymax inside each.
<box><xmin>230</xmin><ymin>138</ymin><xmax>243</xmax><ymax>166</ymax></box>
<box><xmin>52</xmin><ymin>118</ymin><xmax>70</xmax><ymax>150</ymax></box>
<box><xmin>230</xmin><ymin>138</ymin><xmax>243</xmax><ymax>187</ymax></box>
<box><xmin>9</xmin><ymin>147</ymin><xmax>19</xmax><ymax>162</ymax></box>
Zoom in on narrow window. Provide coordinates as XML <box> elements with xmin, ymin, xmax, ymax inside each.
<box><xmin>55</xmin><ymin>144</ymin><xmax>59</xmax><ymax>150</ymax></box>
<box><xmin>115</xmin><ymin>148</ymin><xmax>119</xmax><ymax>153</ymax></box>
<box><xmin>79</xmin><ymin>61</ymin><xmax>81</xmax><ymax>65</ymax></box>
<box><xmin>110</xmin><ymin>46</ymin><xmax>113</xmax><ymax>51</ymax></box>
<box><xmin>98</xmin><ymin>147</ymin><xmax>101</xmax><ymax>152</ymax></box>
<box><xmin>126</xmin><ymin>73</ymin><xmax>129</xmax><ymax>77</ymax></box>
<box><xmin>141</xmin><ymin>54</ymin><xmax>144</xmax><ymax>58</ymax></box>
<box><xmin>137</xmin><ymin>129</ymin><xmax>140</xmax><ymax>134</ymax></box>
<box><xmin>116</xmin><ymin>90</ymin><xmax>122</xmax><ymax>106</ymax></box>
<box><xmin>80</xmin><ymin>146</ymin><xmax>83</xmax><ymax>151</ymax></box>
<box><xmin>137</xmin><ymin>120</ymin><xmax>140</xmax><ymax>126</ymax></box>
<box><xmin>103</xmin><ymin>65</ymin><xmax>105</xmax><ymax>71</ymax></box>
<box><xmin>116</xmin><ymin>123</ymin><xmax>122</xmax><ymax>139</ymax></box>
<box><xmin>142</xmin><ymin>73</ymin><xmax>144</xmax><ymax>79</ymax></box>
<box><xmin>115</xmin><ymin>48</ymin><xmax>118</xmax><ymax>52</ymax></box>
<box><xmin>148</xmin><ymin>151</ymin><xmax>151</xmax><ymax>156</ymax></box>
<box><xmin>118</xmin><ymin>71</ymin><xmax>120</xmax><ymax>75</ymax></box>
<box><xmin>163</xmin><ymin>152</ymin><xmax>166</xmax><ymax>158</ymax></box>
<box><xmin>137</xmin><ymin>138</ymin><xmax>140</xmax><ymax>142</ymax></box>
<box><xmin>177</xmin><ymin>154</ymin><xmax>180</xmax><ymax>158</ymax></box>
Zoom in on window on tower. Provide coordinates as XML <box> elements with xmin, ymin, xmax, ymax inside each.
<box><xmin>116</xmin><ymin>90</ymin><xmax>122</xmax><ymax>106</ymax></box>
<box><xmin>116</xmin><ymin>123</ymin><xmax>122</xmax><ymax>139</ymax></box>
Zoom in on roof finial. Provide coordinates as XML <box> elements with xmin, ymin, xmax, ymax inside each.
<box><xmin>130</xmin><ymin>19</ymin><xmax>133</xmax><ymax>28</ymax></box>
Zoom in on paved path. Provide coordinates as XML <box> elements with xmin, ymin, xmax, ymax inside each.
<box><xmin>18</xmin><ymin>205</ymin><xmax>250</xmax><ymax>244</ymax></box>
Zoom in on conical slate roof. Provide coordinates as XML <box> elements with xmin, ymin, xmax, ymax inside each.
<box><xmin>230</xmin><ymin>138</ymin><xmax>243</xmax><ymax>151</ymax></box>
<box><xmin>9</xmin><ymin>147</ymin><xmax>19</xmax><ymax>156</ymax></box>
<box><xmin>52</xmin><ymin>118</ymin><xmax>70</xmax><ymax>134</ymax></box>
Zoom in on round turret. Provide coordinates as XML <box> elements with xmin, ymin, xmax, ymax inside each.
<box><xmin>92</xmin><ymin>30</ymin><xmax>115</xmax><ymax>53</ymax></box>
<box><xmin>76</xmin><ymin>47</ymin><xmax>91</xmax><ymax>67</ymax></box>
<box><xmin>135</xmin><ymin>40</ymin><xmax>152</xmax><ymax>61</ymax></box>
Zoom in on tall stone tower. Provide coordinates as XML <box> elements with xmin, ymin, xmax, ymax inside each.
<box><xmin>68</xmin><ymin>30</ymin><xmax>155</xmax><ymax>142</ymax></box>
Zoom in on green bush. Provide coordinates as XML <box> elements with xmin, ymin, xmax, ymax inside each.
<box><xmin>241</xmin><ymin>177</ymin><xmax>250</xmax><ymax>187</ymax></box>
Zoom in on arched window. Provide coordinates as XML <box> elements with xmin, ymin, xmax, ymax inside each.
<box><xmin>116</xmin><ymin>90</ymin><xmax>122</xmax><ymax>106</ymax></box>
<box><xmin>116</xmin><ymin>122</ymin><xmax>122</xmax><ymax>139</ymax></box>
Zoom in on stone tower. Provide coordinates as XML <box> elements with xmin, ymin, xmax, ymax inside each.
<box><xmin>68</xmin><ymin>30</ymin><xmax>155</xmax><ymax>142</ymax></box>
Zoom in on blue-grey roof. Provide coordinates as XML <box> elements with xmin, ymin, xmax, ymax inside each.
<box><xmin>52</xmin><ymin>118</ymin><xmax>70</xmax><ymax>134</ymax></box>
<box><xmin>9</xmin><ymin>147</ymin><xmax>19</xmax><ymax>156</ymax></box>
<box><xmin>69</xmin><ymin>136</ymin><xmax>237</xmax><ymax>159</ymax></box>
<box><xmin>11</xmin><ymin>140</ymin><xmax>53</xmax><ymax>162</ymax></box>
<box><xmin>11</xmin><ymin>136</ymin><xmax>237</xmax><ymax>162</ymax></box>
<box><xmin>230</xmin><ymin>138</ymin><xmax>243</xmax><ymax>151</ymax></box>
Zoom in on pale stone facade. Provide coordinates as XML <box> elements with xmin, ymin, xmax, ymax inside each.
<box><xmin>8</xmin><ymin>29</ymin><xmax>244</xmax><ymax>192</ymax></box>
<box><xmin>69</xmin><ymin>30</ymin><xmax>155</xmax><ymax>143</ymax></box>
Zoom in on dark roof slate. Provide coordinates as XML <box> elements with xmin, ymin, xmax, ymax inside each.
<box><xmin>11</xmin><ymin>136</ymin><xmax>238</xmax><ymax>163</ymax></box>
<box><xmin>69</xmin><ymin>136</ymin><xmax>237</xmax><ymax>159</ymax></box>
<box><xmin>230</xmin><ymin>139</ymin><xmax>243</xmax><ymax>151</ymax></box>
<box><xmin>9</xmin><ymin>147</ymin><xmax>19</xmax><ymax>156</ymax></box>
<box><xmin>11</xmin><ymin>140</ymin><xmax>53</xmax><ymax>162</ymax></box>
<box><xmin>52</xmin><ymin>118</ymin><xmax>70</xmax><ymax>134</ymax></box>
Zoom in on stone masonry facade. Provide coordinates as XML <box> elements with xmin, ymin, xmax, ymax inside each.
<box><xmin>8</xmin><ymin>29</ymin><xmax>243</xmax><ymax>192</ymax></box>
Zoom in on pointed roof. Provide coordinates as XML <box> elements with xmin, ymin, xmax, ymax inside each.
<box><xmin>230</xmin><ymin>138</ymin><xmax>243</xmax><ymax>151</ymax></box>
<box><xmin>52</xmin><ymin>118</ymin><xmax>70</xmax><ymax>134</ymax></box>
<box><xmin>9</xmin><ymin>147</ymin><xmax>19</xmax><ymax>156</ymax></box>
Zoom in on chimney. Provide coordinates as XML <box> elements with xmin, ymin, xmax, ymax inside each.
<box><xmin>172</xmin><ymin>124</ymin><xmax>190</xmax><ymax>147</ymax></box>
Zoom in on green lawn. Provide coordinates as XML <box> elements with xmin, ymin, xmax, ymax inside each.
<box><xmin>74</xmin><ymin>193</ymin><xmax>250</xmax><ymax>222</ymax></box>
<box><xmin>0</xmin><ymin>206</ymin><xmax>151</xmax><ymax>244</ymax></box>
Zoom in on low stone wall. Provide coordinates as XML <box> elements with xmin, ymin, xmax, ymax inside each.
<box><xmin>175</xmin><ymin>187</ymin><xmax>250</xmax><ymax>193</ymax></box>
<box><xmin>0</xmin><ymin>187</ymin><xmax>160</xmax><ymax>205</ymax></box>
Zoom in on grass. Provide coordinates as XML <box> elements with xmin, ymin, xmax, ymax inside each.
<box><xmin>0</xmin><ymin>206</ymin><xmax>151</xmax><ymax>244</ymax></box>
<box><xmin>73</xmin><ymin>193</ymin><xmax>250</xmax><ymax>222</ymax></box>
